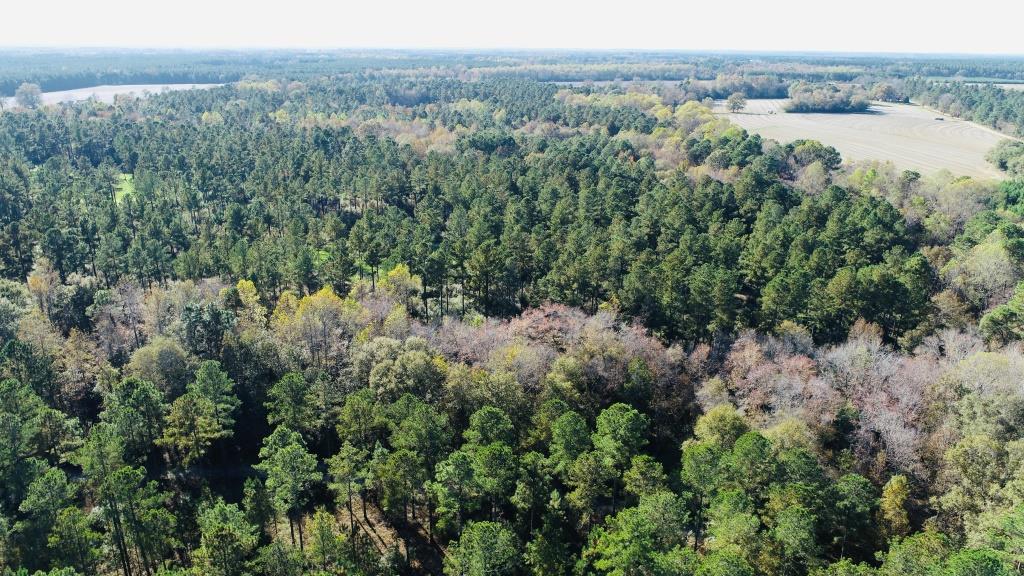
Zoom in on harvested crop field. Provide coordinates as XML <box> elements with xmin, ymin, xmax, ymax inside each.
<box><xmin>718</xmin><ymin>99</ymin><xmax>1011</xmax><ymax>179</ymax></box>
<box><xmin>2</xmin><ymin>83</ymin><xmax>220</xmax><ymax>108</ymax></box>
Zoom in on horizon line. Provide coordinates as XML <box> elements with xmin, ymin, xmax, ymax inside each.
<box><xmin>1</xmin><ymin>46</ymin><xmax>1023</xmax><ymax>58</ymax></box>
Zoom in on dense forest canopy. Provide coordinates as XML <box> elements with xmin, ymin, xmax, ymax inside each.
<box><xmin>3</xmin><ymin>50</ymin><xmax>1024</xmax><ymax>576</ymax></box>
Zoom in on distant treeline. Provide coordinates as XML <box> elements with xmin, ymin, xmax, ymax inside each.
<box><xmin>6</xmin><ymin>50</ymin><xmax>1024</xmax><ymax>97</ymax></box>
<box><xmin>678</xmin><ymin>74</ymin><xmax>790</xmax><ymax>100</ymax></box>
<box><xmin>0</xmin><ymin>50</ymin><xmax>509</xmax><ymax>95</ymax></box>
<box><xmin>755</xmin><ymin>54</ymin><xmax>1024</xmax><ymax>81</ymax></box>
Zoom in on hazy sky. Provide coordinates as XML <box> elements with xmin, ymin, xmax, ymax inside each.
<box><xmin>2</xmin><ymin>0</ymin><xmax>1022</xmax><ymax>54</ymax></box>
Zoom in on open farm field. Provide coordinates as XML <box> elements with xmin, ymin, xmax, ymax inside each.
<box><xmin>2</xmin><ymin>83</ymin><xmax>220</xmax><ymax>108</ymax></box>
<box><xmin>718</xmin><ymin>98</ymin><xmax>1011</xmax><ymax>178</ymax></box>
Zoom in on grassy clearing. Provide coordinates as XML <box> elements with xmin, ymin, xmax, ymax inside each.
<box><xmin>115</xmin><ymin>173</ymin><xmax>134</xmax><ymax>203</ymax></box>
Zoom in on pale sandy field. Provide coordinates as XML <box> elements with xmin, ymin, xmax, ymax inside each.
<box><xmin>718</xmin><ymin>99</ymin><xmax>1011</xmax><ymax>179</ymax></box>
<box><xmin>3</xmin><ymin>83</ymin><xmax>220</xmax><ymax>108</ymax></box>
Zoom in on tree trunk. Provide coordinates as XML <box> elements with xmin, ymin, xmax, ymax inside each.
<box><xmin>348</xmin><ymin>484</ymin><xmax>355</xmax><ymax>536</ymax></box>
<box><xmin>348</xmin><ymin>485</ymin><xmax>357</xmax><ymax>556</ymax></box>
<box><xmin>111</xmin><ymin>513</ymin><xmax>134</xmax><ymax>576</ymax></box>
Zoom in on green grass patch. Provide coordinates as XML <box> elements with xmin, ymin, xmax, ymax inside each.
<box><xmin>115</xmin><ymin>173</ymin><xmax>134</xmax><ymax>203</ymax></box>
